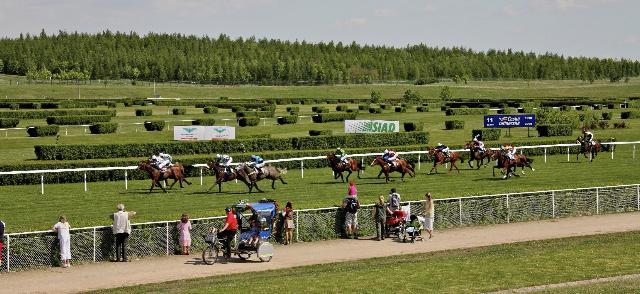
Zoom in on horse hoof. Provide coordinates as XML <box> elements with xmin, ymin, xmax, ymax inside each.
<box><xmin>531</xmin><ymin>169</ymin><xmax>536</xmax><ymax>171</ymax></box>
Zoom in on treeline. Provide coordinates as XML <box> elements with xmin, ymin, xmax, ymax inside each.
<box><xmin>0</xmin><ymin>30</ymin><xmax>638</xmax><ymax>84</ymax></box>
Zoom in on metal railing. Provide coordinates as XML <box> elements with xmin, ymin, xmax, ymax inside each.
<box><xmin>2</xmin><ymin>183</ymin><xmax>639</xmax><ymax>272</ymax></box>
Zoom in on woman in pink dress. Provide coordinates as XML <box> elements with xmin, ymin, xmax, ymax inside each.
<box><xmin>177</xmin><ymin>213</ymin><xmax>192</xmax><ymax>255</ymax></box>
<box><xmin>347</xmin><ymin>180</ymin><xmax>357</xmax><ymax>197</ymax></box>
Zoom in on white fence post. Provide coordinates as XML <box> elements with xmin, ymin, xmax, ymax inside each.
<box><xmin>634</xmin><ymin>145</ymin><xmax>636</xmax><ymax>160</ymax></box>
<box><xmin>165</xmin><ymin>222</ymin><xmax>170</xmax><ymax>256</ymax></box>
<box><xmin>506</xmin><ymin>194</ymin><xmax>510</xmax><ymax>224</ymax></box>
<box><xmin>611</xmin><ymin>146</ymin><xmax>614</xmax><ymax>159</ymax></box>
<box><xmin>93</xmin><ymin>228</ymin><xmax>96</xmax><ymax>262</ymax></box>
<box><xmin>458</xmin><ymin>198</ymin><xmax>463</xmax><ymax>225</ymax></box>
<box><xmin>199</xmin><ymin>167</ymin><xmax>203</xmax><ymax>186</ymax></box>
<box><xmin>300</xmin><ymin>161</ymin><xmax>304</xmax><ymax>178</ymax></box>
<box><xmin>361</xmin><ymin>158</ymin><xmax>365</xmax><ymax>174</ymax></box>
<box><xmin>418</xmin><ymin>154</ymin><xmax>421</xmax><ymax>170</ymax></box>
<box><xmin>40</xmin><ymin>174</ymin><xmax>44</xmax><ymax>195</ymax></box>
<box><xmin>544</xmin><ymin>148</ymin><xmax>547</xmax><ymax>163</ymax></box>
<box><xmin>83</xmin><ymin>172</ymin><xmax>87</xmax><ymax>192</ymax></box>
<box><xmin>6</xmin><ymin>235</ymin><xmax>10</xmax><ymax>272</ymax></box>
<box><xmin>596</xmin><ymin>188</ymin><xmax>600</xmax><ymax>214</ymax></box>
<box><xmin>551</xmin><ymin>191</ymin><xmax>556</xmax><ymax>218</ymax></box>
<box><xmin>124</xmin><ymin>170</ymin><xmax>128</xmax><ymax>190</ymax></box>
<box><xmin>567</xmin><ymin>147</ymin><xmax>570</xmax><ymax>162</ymax></box>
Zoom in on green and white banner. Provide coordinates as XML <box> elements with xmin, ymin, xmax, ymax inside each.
<box><xmin>173</xmin><ymin>126</ymin><xmax>235</xmax><ymax>140</ymax></box>
<box><xmin>344</xmin><ymin>120</ymin><xmax>399</xmax><ymax>133</ymax></box>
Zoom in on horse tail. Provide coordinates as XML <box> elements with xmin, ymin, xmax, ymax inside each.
<box><xmin>277</xmin><ymin>167</ymin><xmax>288</xmax><ymax>175</ymax></box>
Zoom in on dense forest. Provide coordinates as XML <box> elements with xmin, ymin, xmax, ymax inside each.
<box><xmin>0</xmin><ymin>30</ymin><xmax>638</xmax><ymax>84</ymax></box>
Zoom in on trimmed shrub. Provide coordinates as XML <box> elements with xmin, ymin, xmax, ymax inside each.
<box><xmin>597</xmin><ymin>121</ymin><xmax>610</xmax><ymax>129</ymax></box>
<box><xmin>192</xmin><ymin>118</ymin><xmax>216</xmax><ymax>126</ymax></box>
<box><xmin>621</xmin><ymin>111</ymin><xmax>640</xmax><ymax>119</ymax></box>
<box><xmin>46</xmin><ymin>115</ymin><xmax>111</xmax><ymax>125</ymax></box>
<box><xmin>89</xmin><ymin>122</ymin><xmax>118</xmax><ymax>134</ymax></box>
<box><xmin>445</xmin><ymin>108</ymin><xmax>489</xmax><ymax>116</ymax></box>
<box><xmin>336</xmin><ymin>105</ymin><xmax>347</xmax><ymax>111</ymax></box>
<box><xmin>309</xmin><ymin>130</ymin><xmax>333</xmax><ymax>136</ymax></box>
<box><xmin>27</xmin><ymin>125</ymin><xmax>59</xmax><ymax>137</ymax></box>
<box><xmin>368</xmin><ymin>107</ymin><xmax>382</xmax><ymax>114</ymax></box>
<box><xmin>8</xmin><ymin>103</ymin><xmax>19</xmax><ymax>110</ymax></box>
<box><xmin>536</xmin><ymin>124</ymin><xmax>573</xmax><ymax>137</ymax></box>
<box><xmin>395</xmin><ymin>107</ymin><xmax>406</xmax><ymax>113</ymax></box>
<box><xmin>19</xmin><ymin>102</ymin><xmax>41</xmax><ymax>109</ymax></box>
<box><xmin>286</xmin><ymin>106</ymin><xmax>300</xmax><ymax>113</ymax></box>
<box><xmin>135</xmin><ymin>109</ymin><xmax>152</xmax><ymax>116</ymax></box>
<box><xmin>277</xmin><ymin>115</ymin><xmax>298</xmax><ymax>125</ymax></box>
<box><xmin>444</xmin><ymin>120</ymin><xmax>465</xmax><ymax>130</ymax></box>
<box><xmin>0</xmin><ymin>109</ymin><xmax>115</xmax><ymax>119</ymax></box>
<box><xmin>238</xmin><ymin>117</ymin><xmax>260</xmax><ymax>127</ymax></box>
<box><xmin>601</xmin><ymin>112</ymin><xmax>614</xmax><ymax>120</ymax></box>
<box><xmin>416</xmin><ymin>106</ymin><xmax>429</xmax><ymax>112</ymax></box>
<box><xmin>380</xmin><ymin>104</ymin><xmax>393</xmax><ymax>110</ymax></box>
<box><xmin>235</xmin><ymin>111</ymin><xmax>274</xmax><ymax>118</ymax></box>
<box><xmin>231</xmin><ymin>106</ymin><xmax>246</xmax><ymax>113</ymax></box>
<box><xmin>613</xmin><ymin>121</ymin><xmax>629</xmax><ymax>129</ymax></box>
<box><xmin>312</xmin><ymin>113</ymin><xmax>357</xmax><ymax>123</ymax></box>
<box><xmin>312</xmin><ymin>106</ymin><xmax>329</xmax><ymax>113</ymax></box>
<box><xmin>471</xmin><ymin>129</ymin><xmax>501</xmax><ymax>141</ymax></box>
<box><xmin>535</xmin><ymin>108</ymin><xmax>580</xmax><ymax>129</ymax></box>
<box><xmin>144</xmin><ymin>120</ymin><xmax>165</xmax><ymax>131</ymax></box>
<box><xmin>346</xmin><ymin>109</ymin><xmax>358</xmax><ymax>113</ymax></box>
<box><xmin>593</xmin><ymin>104</ymin><xmax>603</xmax><ymax>110</ymax></box>
<box><xmin>358</xmin><ymin>104</ymin><xmax>369</xmax><ymax>110</ymax></box>
<box><xmin>403</xmin><ymin>122</ymin><xmax>424</xmax><ymax>132</ymax></box>
<box><xmin>172</xmin><ymin>108</ymin><xmax>187</xmax><ymax>115</ymax></box>
<box><xmin>0</xmin><ymin>118</ymin><xmax>19</xmax><ymax>128</ymax></box>
<box><xmin>608</xmin><ymin>103</ymin><xmax>621</xmax><ymax>109</ymax></box>
<box><xmin>203</xmin><ymin>106</ymin><xmax>218</xmax><ymax>114</ymax></box>
<box><xmin>106</xmin><ymin>102</ymin><xmax>118</xmax><ymax>108</ymax></box>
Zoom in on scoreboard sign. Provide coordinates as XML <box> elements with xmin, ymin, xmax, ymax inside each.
<box><xmin>484</xmin><ymin>115</ymin><xmax>535</xmax><ymax>128</ymax></box>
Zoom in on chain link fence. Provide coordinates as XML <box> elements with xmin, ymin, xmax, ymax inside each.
<box><xmin>2</xmin><ymin>184</ymin><xmax>639</xmax><ymax>272</ymax></box>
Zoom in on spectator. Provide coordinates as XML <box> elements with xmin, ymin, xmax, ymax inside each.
<box><xmin>342</xmin><ymin>193</ymin><xmax>360</xmax><ymax>239</ymax></box>
<box><xmin>111</xmin><ymin>204</ymin><xmax>136</xmax><ymax>262</ymax></box>
<box><xmin>388</xmin><ymin>188</ymin><xmax>401</xmax><ymax>211</ymax></box>
<box><xmin>217</xmin><ymin>207</ymin><xmax>238</xmax><ymax>260</ymax></box>
<box><xmin>52</xmin><ymin>216</ymin><xmax>72</xmax><ymax>268</ymax></box>
<box><xmin>0</xmin><ymin>220</ymin><xmax>5</xmax><ymax>265</ymax></box>
<box><xmin>347</xmin><ymin>180</ymin><xmax>357</xmax><ymax>197</ymax></box>
<box><xmin>177</xmin><ymin>213</ymin><xmax>192</xmax><ymax>255</ymax></box>
<box><xmin>424</xmin><ymin>193</ymin><xmax>434</xmax><ymax>239</ymax></box>
<box><xmin>372</xmin><ymin>195</ymin><xmax>391</xmax><ymax>241</ymax></box>
<box><xmin>284</xmin><ymin>202</ymin><xmax>294</xmax><ymax>245</ymax></box>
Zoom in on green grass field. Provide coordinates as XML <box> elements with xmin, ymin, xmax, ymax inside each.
<box><xmin>540</xmin><ymin>276</ymin><xmax>640</xmax><ymax>293</ymax></box>
<box><xmin>87</xmin><ymin>231</ymin><xmax>640</xmax><ymax>293</ymax></box>
<box><xmin>2</xmin><ymin>151</ymin><xmax>638</xmax><ymax>233</ymax></box>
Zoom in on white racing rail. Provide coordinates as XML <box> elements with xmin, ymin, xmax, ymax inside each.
<box><xmin>0</xmin><ymin>141</ymin><xmax>637</xmax><ymax>194</ymax></box>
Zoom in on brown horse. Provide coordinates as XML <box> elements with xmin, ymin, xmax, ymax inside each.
<box><xmin>206</xmin><ymin>162</ymin><xmax>252</xmax><ymax>193</ymax></box>
<box><xmin>369</xmin><ymin>155</ymin><xmax>415</xmax><ymax>183</ymax></box>
<box><xmin>326</xmin><ymin>153</ymin><xmax>364</xmax><ymax>182</ymax></box>
<box><xmin>237</xmin><ymin>163</ymin><xmax>288</xmax><ymax>193</ymax></box>
<box><xmin>464</xmin><ymin>142</ymin><xmax>493</xmax><ymax>169</ymax></box>
<box><xmin>427</xmin><ymin>148</ymin><xmax>464</xmax><ymax>174</ymax></box>
<box><xmin>137</xmin><ymin>161</ymin><xmax>192</xmax><ymax>193</ymax></box>
<box><xmin>576</xmin><ymin>137</ymin><xmax>605</xmax><ymax>162</ymax></box>
<box><xmin>491</xmin><ymin>151</ymin><xmax>535</xmax><ymax>179</ymax></box>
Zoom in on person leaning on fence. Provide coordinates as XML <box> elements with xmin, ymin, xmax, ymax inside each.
<box><xmin>342</xmin><ymin>194</ymin><xmax>360</xmax><ymax>239</ymax></box>
<box><xmin>217</xmin><ymin>207</ymin><xmax>238</xmax><ymax>259</ymax></box>
<box><xmin>372</xmin><ymin>195</ymin><xmax>392</xmax><ymax>241</ymax></box>
<box><xmin>111</xmin><ymin>204</ymin><xmax>136</xmax><ymax>262</ymax></box>
<box><xmin>388</xmin><ymin>188</ymin><xmax>401</xmax><ymax>211</ymax></box>
<box><xmin>283</xmin><ymin>202</ymin><xmax>295</xmax><ymax>245</ymax></box>
<box><xmin>177</xmin><ymin>213</ymin><xmax>192</xmax><ymax>255</ymax></box>
<box><xmin>53</xmin><ymin>215</ymin><xmax>72</xmax><ymax>268</ymax></box>
<box><xmin>424</xmin><ymin>193</ymin><xmax>434</xmax><ymax>239</ymax></box>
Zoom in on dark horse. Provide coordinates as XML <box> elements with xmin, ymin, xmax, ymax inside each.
<box><xmin>326</xmin><ymin>153</ymin><xmax>364</xmax><ymax>182</ymax></box>
<box><xmin>427</xmin><ymin>148</ymin><xmax>464</xmax><ymax>174</ymax></box>
<box><xmin>137</xmin><ymin>161</ymin><xmax>192</xmax><ymax>193</ymax></box>
<box><xmin>206</xmin><ymin>162</ymin><xmax>252</xmax><ymax>193</ymax></box>
<box><xmin>491</xmin><ymin>151</ymin><xmax>535</xmax><ymax>179</ymax></box>
<box><xmin>369</xmin><ymin>156</ymin><xmax>415</xmax><ymax>183</ymax></box>
<box><xmin>576</xmin><ymin>137</ymin><xmax>606</xmax><ymax>162</ymax></box>
<box><xmin>464</xmin><ymin>142</ymin><xmax>493</xmax><ymax>169</ymax></box>
<box><xmin>237</xmin><ymin>163</ymin><xmax>288</xmax><ymax>193</ymax></box>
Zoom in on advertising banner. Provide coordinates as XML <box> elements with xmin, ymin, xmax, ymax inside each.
<box><xmin>173</xmin><ymin>126</ymin><xmax>235</xmax><ymax>140</ymax></box>
<box><xmin>344</xmin><ymin>120</ymin><xmax>400</xmax><ymax>133</ymax></box>
<box><xmin>484</xmin><ymin>115</ymin><xmax>535</xmax><ymax>128</ymax></box>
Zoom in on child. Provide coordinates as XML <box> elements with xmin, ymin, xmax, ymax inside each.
<box><xmin>406</xmin><ymin>215</ymin><xmax>423</xmax><ymax>241</ymax></box>
<box><xmin>52</xmin><ymin>216</ymin><xmax>72</xmax><ymax>268</ymax></box>
<box><xmin>177</xmin><ymin>213</ymin><xmax>192</xmax><ymax>255</ymax></box>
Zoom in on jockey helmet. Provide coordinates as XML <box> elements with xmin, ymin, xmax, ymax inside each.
<box><xmin>151</xmin><ymin>155</ymin><xmax>158</xmax><ymax>160</ymax></box>
<box><xmin>437</xmin><ymin>143</ymin><xmax>443</xmax><ymax>146</ymax></box>
<box><xmin>216</xmin><ymin>154</ymin><xmax>221</xmax><ymax>158</ymax></box>
<box><xmin>251</xmin><ymin>155</ymin><xmax>258</xmax><ymax>160</ymax></box>
<box><xmin>384</xmin><ymin>149</ymin><xmax>389</xmax><ymax>154</ymax></box>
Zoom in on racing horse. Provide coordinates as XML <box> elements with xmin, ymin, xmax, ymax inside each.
<box><xmin>491</xmin><ymin>151</ymin><xmax>535</xmax><ymax>179</ymax></box>
<box><xmin>206</xmin><ymin>161</ymin><xmax>252</xmax><ymax>193</ymax></box>
<box><xmin>369</xmin><ymin>155</ymin><xmax>415</xmax><ymax>183</ymax></box>
<box><xmin>576</xmin><ymin>137</ymin><xmax>606</xmax><ymax>162</ymax></box>
<box><xmin>464</xmin><ymin>142</ymin><xmax>493</xmax><ymax>169</ymax></box>
<box><xmin>326</xmin><ymin>153</ymin><xmax>364</xmax><ymax>182</ymax></box>
<box><xmin>237</xmin><ymin>163</ymin><xmax>288</xmax><ymax>193</ymax></box>
<box><xmin>427</xmin><ymin>148</ymin><xmax>464</xmax><ymax>174</ymax></box>
<box><xmin>137</xmin><ymin>160</ymin><xmax>192</xmax><ymax>193</ymax></box>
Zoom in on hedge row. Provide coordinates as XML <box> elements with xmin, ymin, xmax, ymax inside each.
<box><xmin>194</xmin><ymin>102</ymin><xmax>268</xmax><ymax>109</ymax></box>
<box><xmin>445</xmin><ymin>120</ymin><xmax>465</xmax><ymax>130</ymax></box>
<box><xmin>135</xmin><ymin>109</ymin><xmax>153</xmax><ymax>116</ymax></box>
<box><xmin>309</xmin><ymin>130</ymin><xmax>333</xmax><ymax>136</ymax></box>
<box><xmin>471</xmin><ymin>129</ymin><xmax>501</xmax><ymax>141</ymax></box>
<box><xmin>416</xmin><ymin>106</ymin><xmax>429</xmax><ymax>112</ymax></box>
<box><xmin>238</xmin><ymin>117</ymin><xmax>260</xmax><ymax>127</ymax></box>
<box><xmin>0</xmin><ymin>118</ymin><xmax>19</xmax><ymax>128</ymax></box>
<box><xmin>235</xmin><ymin>111</ymin><xmax>274</xmax><ymax>118</ymax></box>
<box><xmin>172</xmin><ymin>108</ymin><xmax>187</xmax><ymax>115</ymax></box>
<box><xmin>144</xmin><ymin>120</ymin><xmax>165</xmax><ymax>131</ymax></box>
<box><xmin>46</xmin><ymin>115</ymin><xmax>112</xmax><ymax>125</ymax></box>
<box><xmin>192</xmin><ymin>118</ymin><xmax>216</xmax><ymax>126</ymax></box>
<box><xmin>277</xmin><ymin>115</ymin><xmax>298</xmax><ymax>125</ymax></box>
<box><xmin>0</xmin><ymin>101</ymin><xmax>99</xmax><ymax>109</ymax></box>
<box><xmin>27</xmin><ymin>125</ymin><xmax>59</xmax><ymax>137</ymax></box>
<box><xmin>89</xmin><ymin>123</ymin><xmax>118</xmax><ymax>134</ymax></box>
<box><xmin>203</xmin><ymin>107</ymin><xmax>218</xmax><ymax>114</ymax></box>
<box><xmin>403</xmin><ymin>122</ymin><xmax>424</xmax><ymax>132</ymax></box>
<box><xmin>312</xmin><ymin>113</ymin><xmax>357</xmax><ymax>123</ymax></box>
<box><xmin>536</xmin><ymin>124</ymin><xmax>573</xmax><ymax>137</ymax></box>
<box><xmin>0</xmin><ymin>109</ymin><xmax>115</xmax><ymax>119</ymax></box>
<box><xmin>286</xmin><ymin>106</ymin><xmax>300</xmax><ymax>113</ymax></box>
<box><xmin>621</xmin><ymin>111</ymin><xmax>640</xmax><ymax>119</ymax></box>
<box><xmin>445</xmin><ymin>108</ymin><xmax>490</xmax><ymax>116</ymax></box>
<box><xmin>34</xmin><ymin>132</ymin><xmax>430</xmax><ymax>160</ymax></box>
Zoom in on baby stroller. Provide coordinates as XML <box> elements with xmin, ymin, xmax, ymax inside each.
<box><xmin>385</xmin><ymin>210</ymin><xmax>408</xmax><ymax>239</ymax></box>
<box><xmin>403</xmin><ymin>215</ymin><xmax>424</xmax><ymax>243</ymax></box>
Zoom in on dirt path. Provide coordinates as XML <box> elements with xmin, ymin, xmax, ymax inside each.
<box><xmin>1</xmin><ymin>212</ymin><xmax>639</xmax><ymax>294</ymax></box>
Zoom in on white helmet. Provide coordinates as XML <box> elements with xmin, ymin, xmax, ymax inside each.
<box><xmin>151</xmin><ymin>155</ymin><xmax>158</xmax><ymax>160</ymax></box>
<box><xmin>384</xmin><ymin>149</ymin><xmax>389</xmax><ymax>154</ymax></box>
<box><xmin>438</xmin><ymin>143</ymin><xmax>443</xmax><ymax>146</ymax></box>
<box><xmin>216</xmin><ymin>154</ymin><xmax>221</xmax><ymax>158</ymax></box>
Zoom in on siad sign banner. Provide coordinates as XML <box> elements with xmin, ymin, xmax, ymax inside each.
<box><xmin>344</xmin><ymin>120</ymin><xmax>399</xmax><ymax>133</ymax></box>
<box><xmin>173</xmin><ymin>126</ymin><xmax>235</xmax><ymax>140</ymax></box>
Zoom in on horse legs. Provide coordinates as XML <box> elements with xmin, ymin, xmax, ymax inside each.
<box><xmin>345</xmin><ymin>170</ymin><xmax>352</xmax><ymax>182</ymax></box>
<box><xmin>357</xmin><ymin>169</ymin><xmax>361</xmax><ymax>179</ymax></box>
<box><xmin>272</xmin><ymin>179</ymin><xmax>276</xmax><ymax>189</ymax></box>
<box><xmin>452</xmin><ymin>162</ymin><xmax>460</xmax><ymax>174</ymax></box>
<box><xmin>377</xmin><ymin>169</ymin><xmax>383</xmax><ymax>179</ymax></box>
<box><xmin>253</xmin><ymin>181</ymin><xmax>263</xmax><ymax>193</ymax></box>
<box><xmin>169</xmin><ymin>178</ymin><xmax>178</xmax><ymax>189</ymax></box>
<box><xmin>279</xmin><ymin>176</ymin><xmax>287</xmax><ymax>185</ymax></box>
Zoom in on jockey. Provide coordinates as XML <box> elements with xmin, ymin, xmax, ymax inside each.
<box><xmin>472</xmin><ymin>134</ymin><xmax>485</xmax><ymax>152</ymax></box>
<box><xmin>383</xmin><ymin>149</ymin><xmax>398</xmax><ymax>167</ymax></box>
<box><xmin>336</xmin><ymin>147</ymin><xmax>349</xmax><ymax>165</ymax></box>
<box><xmin>435</xmin><ymin>143</ymin><xmax>450</xmax><ymax>158</ymax></box>
<box><xmin>502</xmin><ymin>145</ymin><xmax>516</xmax><ymax>161</ymax></box>
<box><xmin>248</xmin><ymin>155</ymin><xmax>265</xmax><ymax>174</ymax></box>
<box><xmin>215</xmin><ymin>154</ymin><xmax>233</xmax><ymax>175</ymax></box>
<box><xmin>582</xmin><ymin>128</ymin><xmax>595</xmax><ymax>148</ymax></box>
<box><xmin>156</xmin><ymin>153</ymin><xmax>172</xmax><ymax>171</ymax></box>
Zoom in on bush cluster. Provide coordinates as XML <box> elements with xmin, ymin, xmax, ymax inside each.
<box><xmin>203</xmin><ymin>106</ymin><xmax>218</xmax><ymax>114</ymax></box>
<box><xmin>312</xmin><ymin>113</ymin><xmax>357</xmax><ymax>123</ymax></box>
<box><xmin>309</xmin><ymin>130</ymin><xmax>333</xmax><ymax>136</ymax></box>
<box><xmin>335</xmin><ymin>105</ymin><xmax>348</xmax><ymax>111</ymax></box>
<box><xmin>144</xmin><ymin>120</ymin><xmax>165</xmax><ymax>131</ymax></box>
<box><xmin>277</xmin><ymin>115</ymin><xmax>298</xmax><ymax>125</ymax></box>
<box><xmin>235</xmin><ymin>111</ymin><xmax>274</xmax><ymax>118</ymax></box>
<box><xmin>368</xmin><ymin>107</ymin><xmax>382</xmax><ymax>114</ymax></box>
<box><xmin>46</xmin><ymin>115</ymin><xmax>112</xmax><ymax>125</ymax></box>
<box><xmin>286</xmin><ymin>106</ymin><xmax>300</xmax><ymax>113</ymax></box>
<box><xmin>403</xmin><ymin>122</ymin><xmax>424</xmax><ymax>132</ymax></box>
<box><xmin>0</xmin><ymin>118</ymin><xmax>19</xmax><ymax>128</ymax></box>
<box><xmin>445</xmin><ymin>108</ymin><xmax>489</xmax><ymax>116</ymax></box>
<box><xmin>34</xmin><ymin>132</ymin><xmax>429</xmax><ymax>160</ymax></box>
<box><xmin>536</xmin><ymin>124</ymin><xmax>573</xmax><ymax>137</ymax></box>
<box><xmin>601</xmin><ymin>112</ymin><xmax>613</xmax><ymax>120</ymax></box>
<box><xmin>172</xmin><ymin>108</ymin><xmax>187</xmax><ymax>115</ymax></box>
<box><xmin>416</xmin><ymin>106</ymin><xmax>429</xmax><ymax>112</ymax></box>
<box><xmin>27</xmin><ymin>125</ymin><xmax>59</xmax><ymax>137</ymax></box>
<box><xmin>89</xmin><ymin>122</ymin><xmax>118</xmax><ymax>134</ymax></box>
<box><xmin>135</xmin><ymin>109</ymin><xmax>153</xmax><ymax>116</ymax></box>
<box><xmin>0</xmin><ymin>109</ymin><xmax>115</xmax><ymax>119</ymax></box>
<box><xmin>621</xmin><ymin>111</ymin><xmax>640</xmax><ymax>119</ymax></box>
<box><xmin>312</xmin><ymin>106</ymin><xmax>329</xmax><ymax>113</ymax></box>
<box><xmin>395</xmin><ymin>107</ymin><xmax>406</xmax><ymax>113</ymax></box>
<box><xmin>192</xmin><ymin>118</ymin><xmax>216</xmax><ymax>126</ymax></box>
<box><xmin>471</xmin><ymin>129</ymin><xmax>501</xmax><ymax>141</ymax></box>
<box><xmin>238</xmin><ymin>117</ymin><xmax>260</xmax><ymax>127</ymax></box>
<box><xmin>358</xmin><ymin>104</ymin><xmax>369</xmax><ymax>110</ymax></box>
<box><xmin>444</xmin><ymin>120</ymin><xmax>465</xmax><ymax>130</ymax></box>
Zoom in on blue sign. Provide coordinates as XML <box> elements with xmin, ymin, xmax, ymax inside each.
<box><xmin>484</xmin><ymin>114</ymin><xmax>535</xmax><ymax>128</ymax></box>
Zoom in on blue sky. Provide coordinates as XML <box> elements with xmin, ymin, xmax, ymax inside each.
<box><xmin>1</xmin><ymin>0</ymin><xmax>638</xmax><ymax>60</ymax></box>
